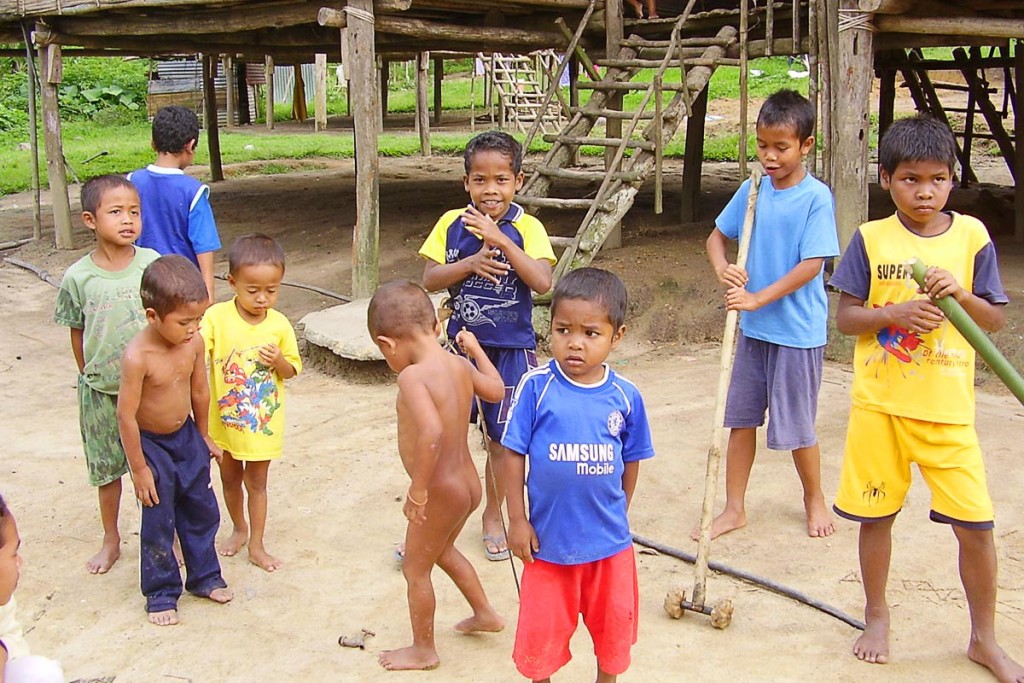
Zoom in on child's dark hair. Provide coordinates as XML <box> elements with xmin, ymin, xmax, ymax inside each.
<box><xmin>228</xmin><ymin>233</ymin><xmax>286</xmax><ymax>276</ymax></box>
<box><xmin>551</xmin><ymin>267</ymin><xmax>628</xmax><ymax>329</ymax></box>
<box><xmin>141</xmin><ymin>255</ymin><xmax>209</xmax><ymax>317</ymax></box>
<box><xmin>367</xmin><ymin>280</ymin><xmax>437</xmax><ymax>339</ymax></box>
<box><xmin>464</xmin><ymin>130</ymin><xmax>522</xmax><ymax>175</ymax></box>
<box><xmin>81</xmin><ymin>175</ymin><xmax>138</xmax><ymax>215</ymax></box>
<box><xmin>878</xmin><ymin>114</ymin><xmax>957</xmax><ymax>175</ymax></box>
<box><xmin>757</xmin><ymin>89</ymin><xmax>815</xmax><ymax>142</ymax></box>
<box><xmin>152</xmin><ymin>105</ymin><xmax>201</xmax><ymax>155</ymax></box>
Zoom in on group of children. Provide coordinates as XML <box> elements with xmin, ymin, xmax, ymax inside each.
<box><xmin>2</xmin><ymin>86</ymin><xmax>1022</xmax><ymax>682</ymax></box>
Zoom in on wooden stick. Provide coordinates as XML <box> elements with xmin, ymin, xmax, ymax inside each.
<box><xmin>691</xmin><ymin>169</ymin><xmax>761</xmax><ymax>611</ymax></box>
<box><xmin>21</xmin><ymin>22</ymin><xmax>42</xmax><ymax>242</ymax></box>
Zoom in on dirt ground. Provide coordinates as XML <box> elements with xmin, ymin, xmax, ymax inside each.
<box><xmin>2</xmin><ymin>131</ymin><xmax>1024</xmax><ymax>681</ymax></box>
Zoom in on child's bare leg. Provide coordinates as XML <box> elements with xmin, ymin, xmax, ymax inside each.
<box><xmin>791</xmin><ymin>444</ymin><xmax>835</xmax><ymax>538</ymax></box>
<box><xmin>853</xmin><ymin>516</ymin><xmax>894</xmax><ymax>664</ymax></box>
<box><xmin>643</xmin><ymin>0</ymin><xmax>658</xmax><ymax>18</ymax></box>
<box><xmin>481</xmin><ymin>440</ymin><xmax>510</xmax><ymax>559</ymax></box>
<box><xmin>217</xmin><ymin>453</ymin><xmax>248</xmax><ymax>556</ymax></box>
<box><xmin>380</xmin><ymin>489</ymin><xmax>470</xmax><ymax>671</ymax></box>
<box><xmin>243</xmin><ymin>460</ymin><xmax>281</xmax><ymax>572</ymax></box>
<box><xmin>436</xmin><ymin>521</ymin><xmax>504</xmax><ymax>633</ymax></box>
<box><xmin>624</xmin><ymin>0</ymin><xmax>643</xmax><ymax>17</ymax></box>
<box><xmin>954</xmin><ymin>526</ymin><xmax>1024</xmax><ymax>682</ymax></box>
<box><xmin>597</xmin><ymin>666</ymin><xmax>618</xmax><ymax>683</ymax></box>
<box><xmin>691</xmin><ymin>428</ymin><xmax>755</xmax><ymax>541</ymax></box>
<box><xmin>88</xmin><ymin>478</ymin><xmax>121</xmax><ymax>574</ymax></box>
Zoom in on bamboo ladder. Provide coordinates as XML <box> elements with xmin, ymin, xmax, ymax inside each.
<box><xmin>485</xmin><ymin>52</ymin><xmax>567</xmax><ymax>135</ymax></box>
<box><xmin>517</xmin><ymin>0</ymin><xmax>740</xmax><ymax>284</ymax></box>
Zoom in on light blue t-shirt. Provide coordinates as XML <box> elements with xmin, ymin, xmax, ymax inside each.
<box><xmin>716</xmin><ymin>174</ymin><xmax>839</xmax><ymax>348</ymax></box>
<box><xmin>501</xmin><ymin>360</ymin><xmax>655</xmax><ymax>565</ymax></box>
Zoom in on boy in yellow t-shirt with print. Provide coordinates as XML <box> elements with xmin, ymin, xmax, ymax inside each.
<box><xmin>830</xmin><ymin>115</ymin><xmax>1021</xmax><ymax>681</ymax></box>
<box><xmin>202</xmin><ymin>234</ymin><xmax>301</xmax><ymax>573</ymax></box>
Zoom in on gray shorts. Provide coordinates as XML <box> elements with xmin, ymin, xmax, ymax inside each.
<box><xmin>723</xmin><ymin>332</ymin><xmax>823</xmax><ymax>451</ymax></box>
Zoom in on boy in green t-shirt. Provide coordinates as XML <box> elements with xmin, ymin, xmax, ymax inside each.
<box><xmin>54</xmin><ymin>175</ymin><xmax>160</xmax><ymax>574</ymax></box>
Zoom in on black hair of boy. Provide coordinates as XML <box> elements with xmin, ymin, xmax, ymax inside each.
<box><xmin>878</xmin><ymin>114</ymin><xmax>958</xmax><ymax>175</ymax></box>
<box><xmin>152</xmin><ymin>105</ymin><xmax>201</xmax><ymax>155</ymax></box>
<box><xmin>551</xmin><ymin>267</ymin><xmax>628</xmax><ymax>330</ymax></box>
<box><xmin>141</xmin><ymin>254</ymin><xmax>209</xmax><ymax>317</ymax></box>
<box><xmin>757</xmin><ymin>89</ymin><xmax>815</xmax><ymax>142</ymax></box>
<box><xmin>367</xmin><ymin>280</ymin><xmax>436</xmax><ymax>339</ymax></box>
<box><xmin>81</xmin><ymin>175</ymin><xmax>138</xmax><ymax>215</ymax></box>
<box><xmin>228</xmin><ymin>233</ymin><xmax>286</xmax><ymax>276</ymax></box>
<box><xmin>463</xmin><ymin>130</ymin><xmax>523</xmax><ymax>175</ymax></box>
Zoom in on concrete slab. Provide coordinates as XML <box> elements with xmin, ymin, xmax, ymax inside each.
<box><xmin>299</xmin><ymin>293</ymin><xmax>447</xmax><ymax>362</ymax></box>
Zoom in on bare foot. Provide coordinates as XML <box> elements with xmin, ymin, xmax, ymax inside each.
<box><xmin>690</xmin><ymin>509</ymin><xmax>746</xmax><ymax>542</ymax></box>
<box><xmin>206</xmin><ymin>587</ymin><xmax>234</xmax><ymax>604</ymax></box>
<box><xmin>378</xmin><ymin>645</ymin><xmax>440</xmax><ymax>671</ymax></box>
<box><xmin>853</xmin><ymin>613</ymin><xmax>890</xmax><ymax>664</ymax></box>
<box><xmin>249</xmin><ymin>547</ymin><xmax>284</xmax><ymax>573</ymax></box>
<box><xmin>148</xmin><ymin>609</ymin><xmax>179</xmax><ymax>626</ymax></box>
<box><xmin>86</xmin><ymin>540</ymin><xmax>120</xmax><ymax>574</ymax></box>
<box><xmin>218</xmin><ymin>529</ymin><xmax>248</xmax><ymax>557</ymax></box>
<box><xmin>454</xmin><ymin>610</ymin><xmax>505</xmax><ymax>634</ymax></box>
<box><xmin>968</xmin><ymin>639</ymin><xmax>1024</xmax><ymax>683</ymax></box>
<box><xmin>624</xmin><ymin>0</ymin><xmax>643</xmax><ymax>18</ymax></box>
<box><xmin>805</xmin><ymin>496</ymin><xmax>836</xmax><ymax>538</ymax></box>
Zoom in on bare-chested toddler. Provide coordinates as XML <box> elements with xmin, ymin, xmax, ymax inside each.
<box><xmin>117</xmin><ymin>255</ymin><xmax>233</xmax><ymax>626</ymax></box>
<box><xmin>367</xmin><ymin>280</ymin><xmax>506</xmax><ymax>671</ymax></box>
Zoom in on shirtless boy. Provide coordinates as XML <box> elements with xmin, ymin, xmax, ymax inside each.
<box><xmin>117</xmin><ymin>255</ymin><xmax>232</xmax><ymax>626</ymax></box>
<box><xmin>368</xmin><ymin>280</ymin><xmax>506</xmax><ymax>671</ymax></box>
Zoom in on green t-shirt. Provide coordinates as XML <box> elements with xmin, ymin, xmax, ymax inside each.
<box><xmin>53</xmin><ymin>247</ymin><xmax>160</xmax><ymax>394</ymax></box>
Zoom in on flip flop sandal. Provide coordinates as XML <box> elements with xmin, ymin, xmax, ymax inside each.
<box><xmin>482</xmin><ymin>534</ymin><xmax>511</xmax><ymax>561</ymax></box>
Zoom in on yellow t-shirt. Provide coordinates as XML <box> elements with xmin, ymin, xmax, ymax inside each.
<box><xmin>201</xmin><ymin>300</ymin><xmax>302</xmax><ymax>460</ymax></box>
<box><xmin>835</xmin><ymin>213</ymin><xmax>1005</xmax><ymax>425</ymax></box>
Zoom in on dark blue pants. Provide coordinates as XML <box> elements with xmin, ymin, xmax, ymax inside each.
<box><xmin>139</xmin><ymin>418</ymin><xmax>226</xmax><ymax>613</ymax></box>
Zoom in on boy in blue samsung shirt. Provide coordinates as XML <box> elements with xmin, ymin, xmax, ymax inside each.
<box><xmin>503</xmin><ymin>268</ymin><xmax>655</xmax><ymax>682</ymax></box>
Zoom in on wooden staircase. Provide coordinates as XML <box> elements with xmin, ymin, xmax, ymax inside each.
<box><xmin>484</xmin><ymin>52</ymin><xmax>568</xmax><ymax>135</ymax></box>
<box><xmin>516</xmin><ymin>1</ymin><xmax>739</xmax><ymax>282</ymax></box>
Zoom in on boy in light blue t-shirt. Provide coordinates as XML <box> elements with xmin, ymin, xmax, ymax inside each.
<box><xmin>701</xmin><ymin>89</ymin><xmax>840</xmax><ymax>542</ymax></box>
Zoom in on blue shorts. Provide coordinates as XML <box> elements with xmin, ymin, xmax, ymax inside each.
<box><xmin>724</xmin><ymin>332</ymin><xmax>823</xmax><ymax>451</ymax></box>
<box><xmin>470</xmin><ymin>346</ymin><xmax>537</xmax><ymax>442</ymax></box>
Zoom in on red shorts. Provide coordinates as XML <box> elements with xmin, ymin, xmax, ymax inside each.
<box><xmin>513</xmin><ymin>547</ymin><xmax>638</xmax><ymax>680</ymax></box>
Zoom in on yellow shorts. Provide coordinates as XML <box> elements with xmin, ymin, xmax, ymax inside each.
<box><xmin>834</xmin><ymin>406</ymin><xmax>993</xmax><ymax>529</ymax></box>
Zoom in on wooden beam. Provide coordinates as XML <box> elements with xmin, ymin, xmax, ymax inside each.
<box><xmin>858</xmin><ymin>0</ymin><xmax>916</xmax><ymax>12</ymax></box>
<box><xmin>349</xmin><ymin>0</ymin><xmax>380</xmax><ymax>298</ymax></box>
<box><xmin>265</xmin><ymin>55</ymin><xmax>275</xmax><ymax>129</ymax></box>
<box><xmin>604</xmin><ymin>0</ymin><xmax>623</xmax><ymax>251</ymax></box>
<box><xmin>416</xmin><ymin>51</ymin><xmax>430</xmax><ymax>156</ymax></box>
<box><xmin>432</xmin><ymin>56</ymin><xmax>442</xmax><ymax>125</ymax></box>
<box><xmin>374</xmin><ymin>15</ymin><xmax>563</xmax><ymax>47</ymax></box>
<box><xmin>315</xmin><ymin>53</ymin><xmax>328</xmax><ymax>131</ymax></box>
<box><xmin>202</xmin><ymin>54</ymin><xmax>224</xmax><ymax>182</ymax></box>
<box><xmin>4</xmin><ymin>0</ymin><xmax>413</xmax><ymax>22</ymax></box>
<box><xmin>23</xmin><ymin>25</ymin><xmax>42</xmax><ymax>241</ymax></box>
<box><xmin>38</xmin><ymin>40</ymin><xmax>73</xmax><ymax>249</ymax></box>
<box><xmin>680</xmin><ymin>85</ymin><xmax>708</xmax><ymax>223</ymax></box>
<box><xmin>380</xmin><ymin>58</ymin><xmax>390</xmax><ymax>119</ymax></box>
<box><xmin>224</xmin><ymin>55</ymin><xmax>235</xmax><ymax>127</ymax></box>
<box><xmin>876</xmin><ymin>16</ymin><xmax>1024</xmax><ymax>40</ymax></box>
<box><xmin>1015</xmin><ymin>41</ymin><xmax>1023</xmax><ymax>242</ymax></box>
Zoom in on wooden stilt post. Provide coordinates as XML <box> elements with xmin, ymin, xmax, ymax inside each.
<box><xmin>22</xmin><ymin>24</ymin><xmax>42</xmax><ymax>241</ymax></box>
<box><xmin>961</xmin><ymin>48</ymin><xmax>978</xmax><ymax>189</ymax></box>
<box><xmin>818</xmin><ymin>0</ymin><xmax>832</xmax><ymax>185</ymax></box>
<box><xmin>738</xmin><ymin>0</ymin><xmax>749</xmax><ymax>177</ymax></box>
<box><xmin>349</xmin><ymin>0</ymin><xmax>380</xmax><ymax>298</ymax></box>
<box><xmin>37</xmin><ymin>37</ymin><xmax>73</xmax><ymax>249</ymax></box>
<box><xmin>416</xmin><ymin>51</ymin><xmax>431</xmax><ymax>157</ymax></box>
<box><xmin>432</xmin><ymin>56</ymin><xmax>442</xmax><ymax>125</ymax></box>
<box><xmin>877</xmin><ymin>63</ymin><xmax>896</xmax><ymax>183</ymax></box>
<box><xmin>604</xmin><ymin>0</ymin><xmax>624</xmax><ymax>250</ymax></box>
<box><xmin>808</xmin><ymin>0</ymin><xmax>819</xmax><ymax>176</ymax></box>
<box><xmin>568</xmin><ymin>53</ymin><xmax>580</xmax><ymax>166</ymax></box>
<box><xmin>1015</xmin><ymin>39</ymin><xmax>1023</xmax><ymax>242</ymax></box>
<box><xmin>224</xmin><ymin>55</ymin><xmax>235</xmax><ymax>127</ymax></box>
<box><xmin>380</xmin><ymin>58</ymin><xmax>390</xmax><ymax>121</ymax></box>
<box><xmin>202</xmin><ymin>54</ymin><xmax>225</xmax><ymax>182</ymax></box>
<box><xmin>315</xmin><ymin>53</ymin><xmax>328</xmax><ymax>132</ymax></box>
<box><xmin>681</xmin><ymin>85</ymin><xmax>709</xmax><ymax>223</ymax></box>
<box><xmin>264</xmin><ymin>55</ymin><xmax>275</xmax><ymax>130</ymax></box>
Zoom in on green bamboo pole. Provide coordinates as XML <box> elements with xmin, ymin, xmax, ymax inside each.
<box><xmin>909</xmin><ymin>258</ymin><xmax>1024</xmax><ymax>405</ymax></box>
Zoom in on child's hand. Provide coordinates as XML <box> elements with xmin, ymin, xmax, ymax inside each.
<box><xmin>725</xmin><ymin>286</ymin><xmax>762</xmax><ymax>312</ymax></box>
<box><xmin>890</xmin><ymin>299</ymin><xmax>944</xmax><ymax>334</ymax></box>
<box><xmin>921</xmin><ymin>266</ymin><xmax>967</xmax><ymax>303</ymax></box>
<box><xmin>462</xmin><ymin>204</ymin><xmax>507</xmax><ymax>248</ymax></box>
<box><xmin>132</xmin><ymin>465</ymin><xmax>160</xmax><ymax>507</ymax></box>
<box><xmin>455</xmin><ymin>329</ymin><xmax>482</xmax><ymax>356</ymax></box>
<box><xmin>715</xmin><ymin>263</ymin><xmax>748</xmax><ymax>289</ymax></box>
<box><xmin>204</xmin><ymin>435</ymin><xmax>223</xmax><ymax>463</ymax></box>
<box><xmin>258</xmin><ymin>343</ymin><xmax>284</xmax><ymax>369</ymax></box>
<box><xmin>465</xmin><ymin>245</ymin><xmax>509</xmax><ymax>285</ymax></box>
<box><xmin>403</xmin><ymin>488</ymin><xmax>428</xmax><ymax>525</ymax></box>
<box><xmin>508</xmin><ymin>518</ymin><xmax>539</xmax><ymax>564</ymax></box>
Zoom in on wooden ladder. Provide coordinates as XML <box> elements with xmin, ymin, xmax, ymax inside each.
<box><xmin>485</xmin><ymin>52</ymin><xmax>568</xmax><ymax>135</ymax></box>
<box><xmin>517</xmin><ymin>0</ymin><xmax>739</xmax><ymax>283</ymax></box>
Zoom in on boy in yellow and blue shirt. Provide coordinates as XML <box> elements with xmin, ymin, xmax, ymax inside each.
<box><xmin>830</xmin><ymin>115</ymin><xmax>1021</xmax><ymax>681</ymax></box>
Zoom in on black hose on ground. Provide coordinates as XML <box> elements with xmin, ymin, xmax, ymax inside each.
<box><xmin>632</xmin><ymin>533</ymin><xmax>866</xmax><ymax>631</ymax></box>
